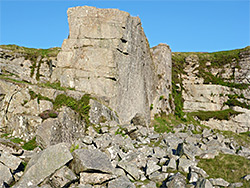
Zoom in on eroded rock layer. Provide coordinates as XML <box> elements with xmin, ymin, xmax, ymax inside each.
<box><xmin>51</xmin><ymin>6</ymin><xmax>161</xmax><ymax>124</ymax></box>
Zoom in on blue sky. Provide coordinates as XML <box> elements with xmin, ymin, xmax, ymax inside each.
<box><xmin>0</xmin><ymin>0</ymin><xmax>249</xmax><ymax>52</ymax></box>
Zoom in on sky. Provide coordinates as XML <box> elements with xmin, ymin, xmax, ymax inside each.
<box><xmin>0</xmin><ymin>0</ymin><xmax>249</xmax><ymax>52</ymax></box>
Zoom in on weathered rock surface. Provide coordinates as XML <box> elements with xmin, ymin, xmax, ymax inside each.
<box><xmin>70</xmin><ymin>149</ymin><xmax>114</xmax><ymax>174</ymax></box>
<box><xmin>51</xmin><ymin>6</ymin><xmax>171</xmax><ymax>124</ymax></box>
<box><xmin>36</xmin><ymin>106</ymin><xmax>85</xmax><ymax>148</ymax></box>
<box><xmin>13</xmin><ymin>143</ymin><xmax>72</xmax><ymax>188</ymax></box>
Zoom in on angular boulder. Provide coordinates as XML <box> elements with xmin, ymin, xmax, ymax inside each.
<box><xmin>70</xmin><ymin>149</ymin><xmax>114</xmax><ymax>174</ymax></box>
<box><xmin>13</xmin><ymin>143</ymin><xmax>73</xmax><ymax>188</ymax></box>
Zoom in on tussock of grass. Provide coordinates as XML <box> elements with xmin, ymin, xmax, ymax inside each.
<box><xmin>22</xmin><ymin>137</ymin><xmax>37</xmax><ymax>150</ymax></box>
<box><xmin>198</xmin><ymin>153</ymin><xmax>250</xmax><ymax>188</ymax></box>
<box><xmin>189</xmin><ymin>109</ymin><xmax>241</xmax><ymax>121</ymax></box>
<box><xmin>38</xmin><ymin>82</ymin><xmax>75</xmax><ymax>91</ymax></box>
<box><xmin>54</xmin><ymin>94</ymin><xmax>91</xmax><ymax>124</ymax></box>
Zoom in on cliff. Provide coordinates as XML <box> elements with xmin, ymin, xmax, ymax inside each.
<box><xmin>0</xmin><ymin>6</ymin><xmax>250</xmax><ymax>188</ymax></box>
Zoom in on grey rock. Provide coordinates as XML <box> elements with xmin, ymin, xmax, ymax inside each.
<box><xmin>80</xmin><ymin>172</ymin><xmax>116</xmax><ymax>185</ymax></box>
<box><xmin>190</xmin><ymin>166</ymin><xmax>209</xmax><ymax>178</ymax></box>
<box><xmin>165</xmin><ymin>172</ymin><xmax>186</xmax><ymax>188</ymax></box>
<box><xmin>148</xmin><ymin>171</ymin><xmax>168</xmax><ymax>182</ymax></box>
<box><xmin>89</xmin><ymin>99</ymin><xmax>119</xmax><ymax>125</ymax></box>
<box><xmin>209</xmin><ymin>178</ymin><xmax>230</xmax><ymax>187</ymax></box>
<box><xmin>178</xmin><ymin>158</ymin><xmax>197</xmax><ymax>173</ymax></box>
<box><xmin>228</xmin><ymin>182</ymin><xmax>244</xmax><ymax>188</ymax></box>
<box><xmin>195</xmin><ymin>178</ymin><xmax>213</xmax><ymax>188</ymax></box>
<box><xmin>188</xmin><ymin>172</ymin><xmax>199</xmax><ymax>183</ymax></box>
<box><xmin>118</xmin><ymin>160</ymin><xmax>140</xmax><ymax>180</ymax></box>
<box><xmin>94</xmin><ymin>134</ymin><xmax>112</xmax><ymax>150</ymax></box>
<box><xmin>36</xmin><ymin>106</ymin><xmax>85</xmax><ymax>148</ymax></box>
<box><xmin>242</xmin><ymin>174</ymin><xmax>250</xmax><ymax>181</ymax></box>
<box><xmin>0</xmin><ymin>152</ymin><xmax>22</xmax><ymax>171</ymax></box>
<box><xmin>13</xmin><ymin>143</ymin><xmax>73</xmax><ymax>188</ymax></box>
<box><xmin>108</xmin><ymin>176</ymin><xmax>135</xmax><ymax>188</ymax></box>
<box><xmin>50</xmin><ymin>166</ymin><xmax>77</xmax><ymax>188</ymax></box>
<box><xmin>0</xmin><ymin>163</ymin><xmax>13</xmax><ymax>185</ymax></box>
<box><xmin>71</xmin><ymin>149</ymin><xmax>114</xmax><ymax>174</ymax></box>
<box><xmin>150</xmin><ymin>43</ymin><xmax>172</xmax><ymax>116</ymax></box>
<box><xmin>166</xmin><ymin>158</ymin><xmax>176</xmax><ymax>170</ymax></box>
<box><xmin>131</xmin><ymin>113</ymin><xmax>147</xmax><ymax>127</ymax></box>
<box><xmin>146</xmin><ymin>160</ymin><xmax>161</xmax><ymax>176</ymax></box>
<box><xmin>51</xmin><ymin>6</ymin><xmax>161</xmax><ymax>125</ymax></box>
<box><xmin>153</xmin><ymin>146</ymin><xmax>167</xmax><ymax>159</ymax></box>
<box><xmin>202</xmin><ymin>129</ymin><xmax>213</xmax><ymax>138</ymax></box>
<box><xmin>141</xmin><ymin>181</ymin><xmax>157</xmax><ymax>188</ymax></box>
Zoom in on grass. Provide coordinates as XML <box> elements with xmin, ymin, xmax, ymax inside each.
<box><xmin>172</xmin><ymin>46</ymin><xmax>250</xmax><ymax>90</ymax></box>
<box><xmin>198</xmin><ymin>153</ymin><xmax>250</xmax><ymax>188</ymax></box>
<box><xmin>22</xmin><ymin>137</ymin><xmax>37</xmax><ymax>150</ymax></box>
<box><xmin>152</xmin><ymin>114</ymin><xmax>175</xmax><ymax>133</ymax></box>
<box><xmin>0</xmin><ymin>44</ymin><xmax>60</xmax><ymax>58</ymax></box>
<box><xmin>214</xmin><ymin>130</ymin><xmax>250</xmax><ymax>148</ymax></box>
<box><xmin>38</xmin><ymin>82</ymin><xmax>75</xmax><ymax>91</ymax></box>
<box><xmin>53</xmin><ymin>94</ymin><xmax>91</xmax><ymax>124</ymax></box>
<box><xmin>189</xmin><ymin>109</ymin><xmax>242</xmax><ymax>121</ymax></box>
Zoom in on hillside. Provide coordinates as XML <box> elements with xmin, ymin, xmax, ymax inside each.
<box><xmin>0</xmin><ymin>6</ymin><xmax>250</xmax><ymax>188</ymax></box>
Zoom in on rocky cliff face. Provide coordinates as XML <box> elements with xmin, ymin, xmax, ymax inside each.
<box><xmin>172</xmin><ymin>47</ymin><xmax>250</xmax><ymax>133</ymax></box>
<box><xmin>51</xmin><ymin>6</ymin><xmax>171</xmax><ymax>124</ymax></box>
<box><xmin>0</xmin><ymin>5</ymin><xmax>250</xmax><ymax>188</ymax></box>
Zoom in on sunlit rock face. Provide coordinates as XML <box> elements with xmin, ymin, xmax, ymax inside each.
<box><xmin>51</xmin><ymin>6</ymin><xmax>171</xmax><ymax>124</ymax></box>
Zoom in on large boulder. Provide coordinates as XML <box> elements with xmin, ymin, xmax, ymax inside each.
<box><xmin>13</xmin><ymin>143</ymin><xmax>73</xmax><ymax>188</ymax></box>
<box><xmin>51</xmin><ymin>6</ymin><xmax>168</xmax><ymax>124</ymax></box>
<box><xmin>36</xmin><ymin>106</ymin><xmax>85</xmax><ymax>148</ymax></box>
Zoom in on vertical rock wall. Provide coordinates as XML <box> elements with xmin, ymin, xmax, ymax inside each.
<box><xmin>51</xmin><ymin>6</ymin><xmax>169</xmax><ymax>124</ymax></box>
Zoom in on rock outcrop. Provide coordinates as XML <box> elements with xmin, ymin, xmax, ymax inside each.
<box><xmin>51</xmin><ymin>6</ymin><xmax>171</xmax><ymax>124</ymax></box>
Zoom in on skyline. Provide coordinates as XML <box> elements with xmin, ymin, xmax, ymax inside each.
<box><xmin>0</xmin><ymin>0</ymin><xmax>249</xmax><ymax>52</ymax></box>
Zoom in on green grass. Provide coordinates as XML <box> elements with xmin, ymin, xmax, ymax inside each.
<box><xmin>53</xmin><ymin>94</ymin><xmax>91</xmax><ymax>124</ymax></box>
<box><xmin>10</xmin><ymin>138</ymin><xmax>24</xmax><ymax>144</ymax></box>
<box><xmin>198</xmin><ymin>153</ymin><xmax>250</xmax><ymax>188</ymax></box>
<box><xmin>153</xmin><ymin>115</ymin><xmax>175</xmax><ymax>133</ymax></box>
<box><xmin>38</xmin><ymin>82</ymin><xmax>75</xmax><ymax>91</ymax></box>
<box><xmin>172</xmin><ymin>46</ymin><xmax>250</xmax><ymax>90</ymax></box>
<box><xmin>214</xmin><ymin>130</ymin><xmax>250</xmax><ymax>148</ymax></box>
<box><xmin>22</xmin><ymin>137</ymin><xmax>37</xmax><ymax>150</ymax></box>
<box><xmin>0</xmin><ymin>44</ymin><xmax>60</xmax><ymax>58</ymax></box>
<box><xmin>189</xmin><ymin>109</ymin><xmax>241</xmax><ymax>121</ymax></box>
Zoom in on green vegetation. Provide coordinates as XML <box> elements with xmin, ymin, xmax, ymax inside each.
<box><xmin>214</xmin><ymin>130</ymin><xmax>250</xmax><ymax>148</ymax></box>
<box><xmin>0</xmin><ymin>44</ymin><xmax>60</xmax><ymax>58</ymax></box>
<box><xmin>224</xmin><ymin>94</ymin><xmax>250</xmax><ymax>109</ymax></box>
<box><xmin>70</xmin><ymin>144</ymin><xmax>79</xmax><ymax>153</ymax></box>
<box><xmin>198</xmin><ymin>153</ymin><xmax>250</xmax><ymax>188</ymax></box>
<box><xmin>153</xmin><ymin>114</ymin><xmax>175</xmax><ymax>133</ymax></box>
<box><xmin>10</xmin><ymin>137</ymin><xmax>24</xmax><ymax>144</ymax></box>
<box><xmin>54</xmin><ymin>94</ymin><xmax>91</xmax><ymax>124</ymax></box>
<box><xmin>172</xmin><ymin>46</ymin><xmax>250</xmax><ymax>90</ymax></box>
<box><xmin>189</xmin><ymin>109</ymin><xmax>241</xmax><ymax>121</ymax></box>
<box><xmin>29</xmin><ymin>90</ymin><xmax>53</xmax><ymax>104</ymax></box>
<box><xmin>38</xmin><ymin>82</ymin><xmax>75</xmax><ymax>91</ymax></box>
<box><xmin>22</xmin><ymin>137</ymin><xmax>37</xmax><ymax>150</ymax></box>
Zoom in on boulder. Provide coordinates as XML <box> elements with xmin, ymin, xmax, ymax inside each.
<box><xmin>0</xmin><ymin>163</ymin><xmax>13</xmax><ymax>185</ymax></box>
<box><xmin>49</xmin><ymin>166</ymin><xmax>77</xmax><ymax>188</ymax></box>
<box><xmin>13</xmin><ymin>143</ymin><xmax>73</xmax><ymax>188</ymax></box>
<box><xmin>0</xmin><ymin>152</ymin><xmax>22</xmax><ymax>171</ymax></box>
<box><xmin>165</xmin><ymin>172</ymin><xmax>186</xmax><ymax>188</ymax></box>
<box><xmin>36</xmin><ymin>106</ymin><xmax>85</xmax><ymax>148</ymax></box>
<box><xmin>108</xmin><ymin>176</ymin><xmax>135</xmax><ymax>188</ymax></box>
<box><xmin>51</xmin><ymin>6</ymin><xmax>166</xmax><ymax>124</ymax></box>
<box><xmin>80</xmin><ymin>172</ymin><xmax>116</xmax><ymax>185</ymax></box>
<box><xmin>195</xmin><ymin>178</ymin><xmax>213</xmax><ymax>188</ymax></box>
<box><xmin>70</xmin><ymin>149</ymin><xmax>114</xmax><ymax>174</ymax></box>
<box><xmin>209</xmin><ymin>178</ymin><xmax>230</xmax><ymax>187</ymax></box>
